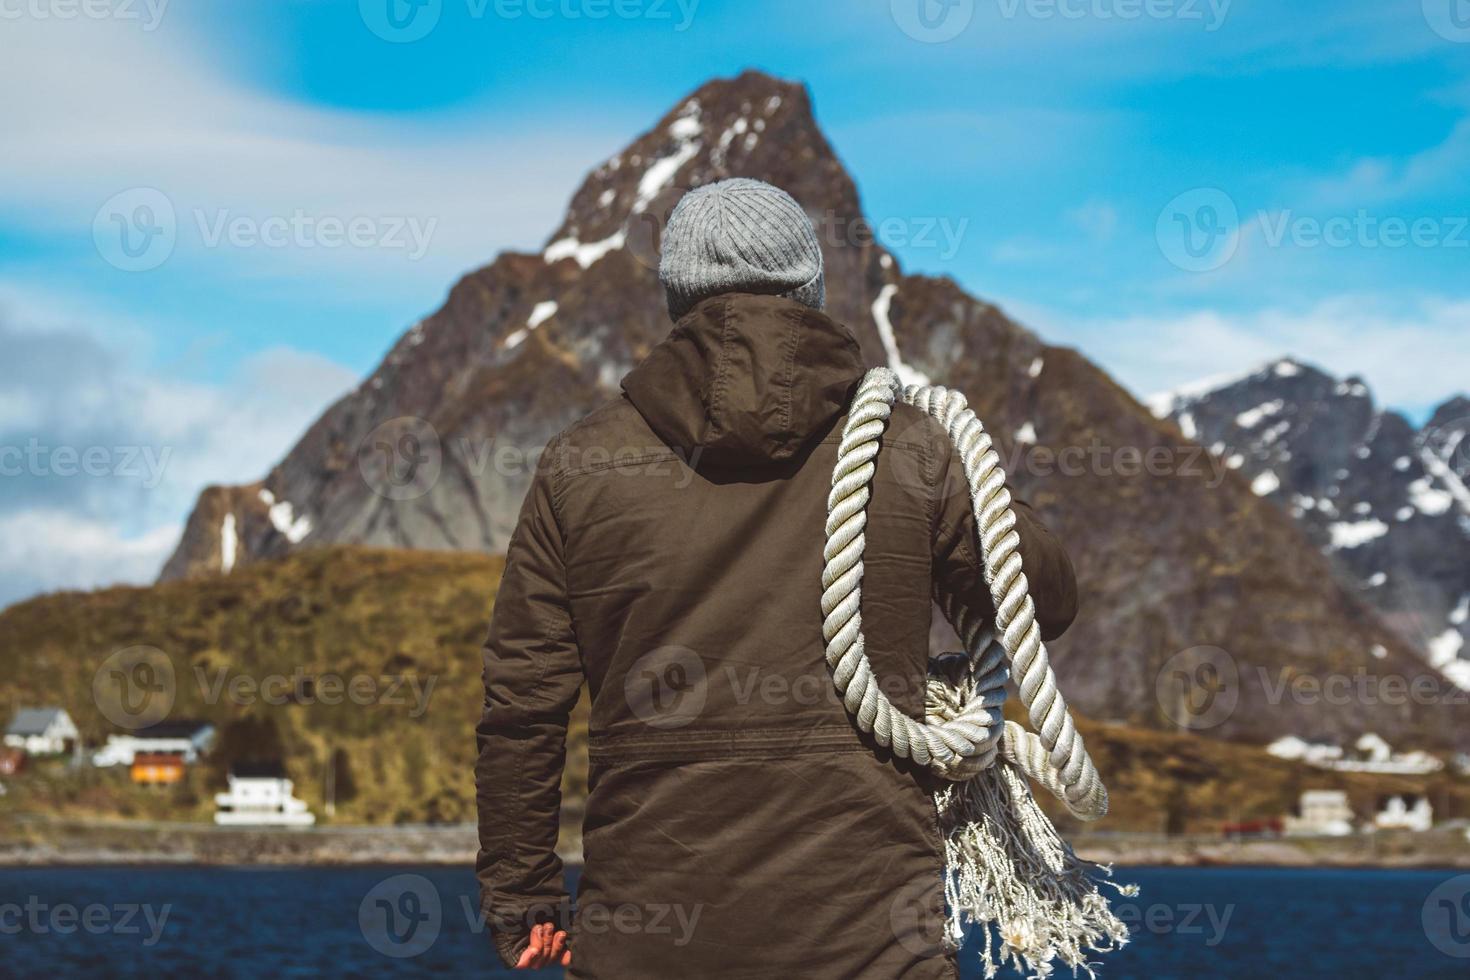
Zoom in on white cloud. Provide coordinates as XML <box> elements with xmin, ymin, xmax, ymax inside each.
<box><xmin>0</xmin><ymin>296</ymin><xmax>357</xmax><ymax>609</ymax></box>
<box><xmin>1068</xmin><ymin>199</ymin><xmax>1119</xmax><ymax>242</ymax></box>
<box><xmin>1307</xmin><ymin>118</ymin><xmax>1470</xmax><ymax>208</ymax></box>
<box><xmin>1019</xmin><ymin>294</ymin><xmax>1470</xmax><ymax>417</ymax></box>
<box><xmin>0</xmin><ymin>512</ymin><xmax>181</xmax><ymax>607</ymax></box>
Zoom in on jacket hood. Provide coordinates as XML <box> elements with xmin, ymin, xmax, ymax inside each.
<box><xmin>622</xmin><ymin>293</ymin><xmax>866</xmax><ymax>466</ymax></box>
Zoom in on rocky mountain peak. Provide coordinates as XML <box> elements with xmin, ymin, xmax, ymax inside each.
<box><xmin>157</xmin><ymin>73</ymin><xmax>1470</xmax><ymax>750</ymax></box>
<box><xmin>1153</xmin><ymin>358</ymin><xmax>1469</xmax><ymax>686</ymax></box>
<box><xmin>545</xmin><ymin>71</ymin><xmax>861</xmax><ymax>262</ymax></box>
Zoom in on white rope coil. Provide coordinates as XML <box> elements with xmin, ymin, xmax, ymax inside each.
<box><xmin>821</xmin><ymin>367</ymin><xmax>1107</xmax><ymax>821</ymax></box>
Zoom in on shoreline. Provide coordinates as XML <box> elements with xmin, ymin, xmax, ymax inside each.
<box><xmin>4</xmin><ymin>817</ymin><xmax>1469</xmax><ymax>869</ymax></box>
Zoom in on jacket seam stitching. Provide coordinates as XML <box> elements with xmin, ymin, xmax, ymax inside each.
<box><xmin>706</xmin><ymin>297</ymin><xmax>733</xmax><ymax>442</ymax></box>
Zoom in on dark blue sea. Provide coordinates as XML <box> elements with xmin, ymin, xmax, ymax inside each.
<box><xmin>2</xmin><ymin>865</ymin><xmax>1467</xmax><ymax>978</ymax></box>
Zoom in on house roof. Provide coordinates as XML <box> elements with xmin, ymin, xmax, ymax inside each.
<box><xmin>230</xmin><ymin>760</ymin><xmax>287</xmax><ymax>779</ymax></box>
<box><xmin>130</xmin><ymin>720</ymin><xmax>215</xmax><ymax>740</ymax></box>
<box><xmin>5</xmin><ymin>707</ymin><xmax>68</xmax><ymax>737</ymax></box>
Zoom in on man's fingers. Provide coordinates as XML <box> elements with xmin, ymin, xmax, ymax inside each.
<box><xmin>513</xmin><ymin>922</ymin><xmax>568</xmax><ymax>970</ymax></box>
<box><xmin>515</xmin><ymin>943</ymin><xmax>537</xmax><ymax>969</ymax></box>
<box><xmin>516</xmin><ymin>923</ymin><xmax>547</xmax><ymax>969</ymax></box>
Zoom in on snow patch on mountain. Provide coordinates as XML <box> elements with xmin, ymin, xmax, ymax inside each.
<box><xmin>544</xmin><ymin>231</ymin><xmax>626</xmax><ymax>269</ymax></box>
<box><xmin>220</xmin><ymin>512</ymin><xmax>237</xmax><ymax>573</ymax></box>
<box><xmin>1327</xmin><ymin>519</ymin><xmax>1388</xmax><ymax>550</ymax></box>
<box><xmin>871</xmin><ymin>284</ymin><xmax>930</xmax><ymax>387</ymax></box>
<box><xmin>259</xmin><ymin>488</ymin><xmax>312</xmax><ymax>544</ymax></box>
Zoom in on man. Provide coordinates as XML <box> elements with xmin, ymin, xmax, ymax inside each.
<box><xmin>476</xmin><ymin>178</ymin><xmax>1078</xmax><ymax>977</ymax></box>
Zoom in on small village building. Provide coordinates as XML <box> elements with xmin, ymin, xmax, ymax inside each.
<box><xmin>93</xmin><ymin>721</ymin><xmax>216</xmax><ymax>768</ymax></box>
<box><xmin>4</xmin><ymin>707</ymin><xmax>80</xmax><ymax>756</ymax></box>
<box><xmin>214</xmin><ymin>761</ymin><xmax>316</xmax><ymax>827</ymax></box>
<box><xmin>1374</xmin><ymin>794</ymin><xmax>1432</xmax><ymax>833</ymax></box>
<box><xmin>1283</xmin><ymin>789</ymin><xmax>1354</xmax><ymax>836</ymax></box>
<box><xmin>130</xmin><ymin>753</ymin><xmax>186</xmax><ymax>786</ymax></box>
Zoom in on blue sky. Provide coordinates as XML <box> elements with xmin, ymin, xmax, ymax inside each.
<box><xmin>1</xmin><ymin>0</ymin><xmax>1468</xmax><ymax>605</ymax></box>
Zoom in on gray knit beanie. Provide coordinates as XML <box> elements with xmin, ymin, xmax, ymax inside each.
<box><xmin>659</xmin><ymin>178</ymin><xmax>826</xmax><ymax>322</ymax></box>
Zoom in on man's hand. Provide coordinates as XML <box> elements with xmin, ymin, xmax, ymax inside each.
<box><xmin>515</xmin><ymin>921</ymin><xmax>571</xmax><ymax>970</ymax></box>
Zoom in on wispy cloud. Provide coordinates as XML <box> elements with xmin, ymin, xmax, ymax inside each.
<box><xmin>0</xmin><ymin>12</ymin><xmax>628</xmax><ymax>285</ymax></box>
<box><xmin>1028</xmin><ymin>294</ymin><xmax>1470</xmax><ymax>418</ymax></box>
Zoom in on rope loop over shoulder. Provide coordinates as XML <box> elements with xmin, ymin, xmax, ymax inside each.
<box><xmin>821</xmin><ymin>367</ymin><xmax>1107</xmax><ymax>821</ymax></box>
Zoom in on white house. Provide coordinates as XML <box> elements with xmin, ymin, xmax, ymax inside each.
<box><xmin>1374</xmin><ymin>794</ymin><xmax>1433</xmax><ymax>833</ymax></box>
<box><xmin>4</xmin><ymin>707</ymin><xmax>80</xmax><ymax>756</ymax></box>
<box><xmin>1267</xmin><ymin>733</ymin><xmax>1442</xmax><ymax>775</ymax></box>
<box><xmin>93</xmin><ymin>721</ymin><xmax>216</xmax><ymax>767</ymax></box>
<box><xmin>214</xmin><ymin>762</ymin><xmax>316</xmax><ymax>827</ymax></box>
<box><xmin>1283</xmin><ymin>789</ymin><xmax>1354</xmax><ymax>836</ymax></box>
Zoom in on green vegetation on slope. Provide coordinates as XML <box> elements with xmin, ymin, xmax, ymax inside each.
<box><xmin>0</xmin><ymin>546</ymin><xmax>1461</xmax><ymax>832</ymax></box>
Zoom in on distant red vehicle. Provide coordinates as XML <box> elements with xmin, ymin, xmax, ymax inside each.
<box><xmin>1221</xmin><ymin>818</ymin><xmax>1284</xmax><ymax>839</ymax></box>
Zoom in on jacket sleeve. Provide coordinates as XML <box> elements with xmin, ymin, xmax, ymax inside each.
<box><xmin>931</xmin><ymin>439</ymin><xmax>1079</xmax><ymax>642</ymax></box>
<box><xmin>475</xmin><ymin>449</ymin><xmax>584</xmax><ymax>967</ymax></box>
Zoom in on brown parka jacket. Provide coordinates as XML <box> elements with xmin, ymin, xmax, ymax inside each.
<box><xmin>475</xmin><ymin>293</ymin><xmax>1078</xmax><ymax>978</ymax></box>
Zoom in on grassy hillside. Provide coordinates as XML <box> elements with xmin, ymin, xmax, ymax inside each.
<box><xmin>0</xmin><ymin>546</ymin><xmax>1462</xmax><ymax>832</ymax></box>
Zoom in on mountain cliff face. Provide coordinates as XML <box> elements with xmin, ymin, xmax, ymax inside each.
<box><xmin>160</xmin><ymin>71</ymin><xmax>1468</xmax><ymax>749</ymax></box>
<box><xmin>1150</xmin><ymin>362</ymin><xmax>1469</xmax><ymax>688</ymax></box>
